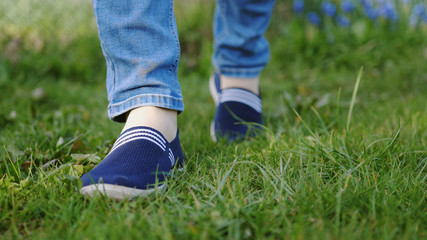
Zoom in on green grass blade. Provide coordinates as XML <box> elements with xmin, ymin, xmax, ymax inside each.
<box><xmin>346</xmin><ymin>67</ymin><xmax>364</xmax><ymax>132</ymax></box>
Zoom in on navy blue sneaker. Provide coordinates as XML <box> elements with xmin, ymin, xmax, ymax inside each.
<box><xmin>80</xmin><ymin>126</ymin><xmax>184</xmax><ymax>200</ymax></box>
<box><xmin>209</xmin><ymin>73</ymin><xmax>263</xmax><ymax>142</ymax></box>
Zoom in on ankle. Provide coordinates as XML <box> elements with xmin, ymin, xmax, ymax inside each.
<box><xmin>123</xmin><ymin>106</ymin><xmax>178</xmax><ymax>142</ymax></box>
<box><xmin>220</xmin><ymin>75</ymin><xmax>259</xmax><ymax>95</ymax></box>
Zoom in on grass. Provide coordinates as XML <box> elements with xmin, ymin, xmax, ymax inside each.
<box><xmin>1</xmin><ymin>0</ymin><xmax>426</xmax><ymax>239</ymax></box>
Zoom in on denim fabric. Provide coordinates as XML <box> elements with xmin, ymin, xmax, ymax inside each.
<box><xmin>213</xmin><ymin>0</ymin><xmax>276</xmax><ymax>78</ymax></box>
<box><xmin>92</xmin><ymin>0</ymin><xmax>182</xmax><ymax>122</ymax></box>
<box><xmin>92</xmin><ymin>0</ymin><xmax>275</xmax><ymax>121</ymax></box>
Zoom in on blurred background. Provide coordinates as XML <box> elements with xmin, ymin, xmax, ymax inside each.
<box><xmin>1</xmin><ymin>0</ymin><xmax>426</xmax><ymax>84</ymax></box>
<box><xmin>0</xmin><ymin>0</ymin><xmax>426</xmax><ymax>148</ymax></box>
<box><xmin>1</xmin><ymin>2</ymin><xmax>426</xmax><ymax>238</ymax></box>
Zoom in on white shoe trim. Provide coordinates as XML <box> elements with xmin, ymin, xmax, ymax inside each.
<box><xmin>80</xmin><ymin>183</ymin><xmax>167</xmax><ymax>200</ymax></box>
<box><xmin>111</xmin><ymin>136</ymin><xmax>166</xmax><ymax>153</ymax></box>
<box><xmin>220</xmin><ymin>88</ymin><xmax>262</xmax><ymax>113</ymax></box>
<box><xmin>168</xmin><ymin>148</ymin><xmax>175</xmax><ymax>166</ymax></box>
<box><xmin>116</xmin><ymin>128</ymin><xmax>166</xmax><ymax>145</ymax></box>
<box><xmin>209</xmin><ymin>74</ymin><xmax>220</xmax><ymax>106</ymax></box>
<box><xmin>113</xmin><ymin>129</ymin><xmax>166</xmax><ymax>150</ymax></box>
<box><xmin>210</xmin><ymin>121</ymin><xmax>217</xmax><ymax>142</ymax></box>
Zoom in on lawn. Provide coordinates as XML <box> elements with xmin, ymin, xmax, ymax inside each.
<box><xmin>0</xmin><ymin>0</ymin><xmax>426</xmax><ymax>239</ymax></box>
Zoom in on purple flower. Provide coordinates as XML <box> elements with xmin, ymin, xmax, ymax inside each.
<box><xmin>337</xmin><ymin>15</ymin><xmax>351</xmax><ymax>27</ymax></box>
<box><xmin>365</xmin><ymin>7</ymin><xmax>379</xmax><ymax>20</ymax></box>
<box><xmin>409</xmin><ymin>3</ymin><xmax>427</xmax><ymax>26</ymax></box>
<box><xmin>341</xmin><ymin>1</ymin><xmax>356</xmax><ymax>13</ymax></box>
<box><xmin>360</xmin><ymin>0</ymin><xmax>379</xmax><ymax>21</ymax></box>
<box><xmin>412</xmin><ymin>3</ymin><xmax>426</xmax><ymax>16</ymax></box>
<box><xmin>307</xmin><ymin>12</ymin><xmax>320</xmax><ymax>26</ymax></box>
<box><xmin>322</xmin><ymin>1</ymin><xmax>337</xmax><ymax>17</ymax></box>
<box><xmin>379</xmin><ymin>1</ymin><xmax>399</xmax><ymax>21</ymax></box>
<box><xmin>293</xmin><ymin>0</ymin><xmax>304</xmax><ymax>14</ymax></box>
<box><xmin>359</xmin><ymin>0</ymin><xmax>373</xmax><ymax>9</ymax></box>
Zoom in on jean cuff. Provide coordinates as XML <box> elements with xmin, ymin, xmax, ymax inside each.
<box><xmin>216</xmin><ymin>66</ymin><xmax>263</xmax><ymax>78</ymax></box>
<box><xmin>108</xmin><ymin>94</ymin><xmax>184</xmax><ymax>122</ymax></box>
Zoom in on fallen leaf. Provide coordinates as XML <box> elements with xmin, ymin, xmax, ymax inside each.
<box><xmin>56</xmin><ymin>137</ymin><xmax>65</xmax><ymax>147</ymax></box>
<box><xmin>31</xmin><ymin>87</ymin><xmax>46</xmax><ymax>100</ymax></box>
<box><xmin>9</xmin><ymin>111</ymin><xmax>16</xmax><ymax>120</ymax></box>
<box><xmin>7</xmin><ymin>145</ymin><xmax>24</xmax><ymax>162</ymax></box>
<box><xmin>42</xmin><ymin>159</ymin><xmax>58</xmax><ymax>169</ymax></box>
<box><xmin>73</xmin><ymin>165</ymin><xmax>84</xmax><ymax>176</ymax></box>
<box><xmin>71</xmin><ymin>154</ymin><xmax>90</xmax><ymax>162</ymax></box>
<box><xmin>297</xmin><ymin>85</ymin><xmax>311</xmax><ymax>95</ymax></box>
<box><xmin>71</xmin><ymin>140</ymin><xmax>85</xmax><ymax>151</ymax></box>
<box><xmin>71</xmin><ymin>153</ymin><xmax>101</xmax><ymax>164</ymax></box>
<box><xmin>21</xmin><ymin>161</ymin><xmax>32</xmax><ymax>170</ymax></box>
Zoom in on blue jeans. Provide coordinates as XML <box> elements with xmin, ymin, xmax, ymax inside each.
<box><xmin>92</xmin><ymin>0</ymin><xmax>275</xmax><ymax>122</ymax></box>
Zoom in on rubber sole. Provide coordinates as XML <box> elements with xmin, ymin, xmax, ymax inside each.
<box><xmin>209</xmin><ymin>74</ymin><xmax>220</xmax><ymax>142</ymax></box>
<box><xmin>209</xmin><ymin>74</ymin><xmax>220</xmax><ymax>106</ymax></box>
<box><xmin>210</xmin><ymin>121</ymin><xmax>217</xmax><ymax>142</ymax></box>
<box><xmin>80</xmin><ymin>183</ymin><xmax>167</xmax><ymax>200</ymax></box>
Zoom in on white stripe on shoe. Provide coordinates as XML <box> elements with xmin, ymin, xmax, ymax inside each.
<box><xmin>111</xmin><ymin>136</ymin><xmax>166</xmax><ymax>153</ymax></box>
<box><xmin>219</xmin><ymin>88</ymin><xmax>262</xmax><ymax>113</ymax></box>
<box><xmin>109</xmin><ymin>129</ymin><xmax>167</xmax><ymax>155</ymax></box>
<box><xmin>168</xmin><ymin>148</ymin><xmax>175</xmax><ymax>166</ymax></box>
<box><xmin>115</xmin><ymin>128</ymin><xmax>166</xmax><ymax>147</ymax></box>
<box><xmin>209</xmin><ymin>74</ymin><xmax>220</xmax><ymax>106</ymax></box>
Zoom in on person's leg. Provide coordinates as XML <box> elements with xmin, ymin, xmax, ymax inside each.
<box><xmin>211</xmin><ymin>0</ymin><xmax>276</xmax><ymax>141</ymax></box>
<box><xmin>93</xmin><ymin>0</ymin><xmax>182</xmax><ymax>141</ymax></box>
<box><xmin>80</xmin><ymin>0</ymin><xmax>184</xmax><ymax>200</ymax></box>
